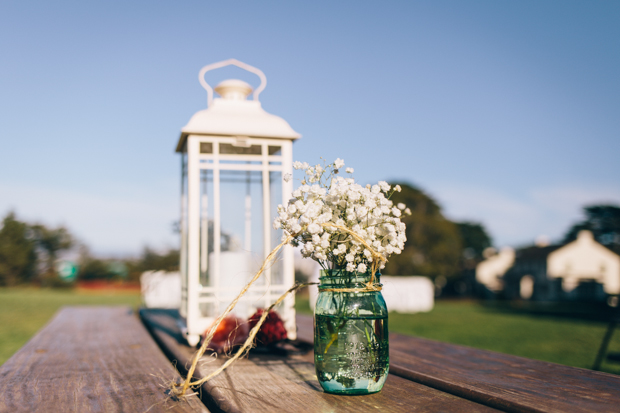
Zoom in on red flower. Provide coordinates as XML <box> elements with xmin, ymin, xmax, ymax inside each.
<box><xmin>248</xmin><ymin>309</ymin><xmax>288</xmax><ymax>346</ymax></box>
<box><xmin>202</xmin><ymin>315</ymin><xmax>249</xmax><ymax>353</ymax></box>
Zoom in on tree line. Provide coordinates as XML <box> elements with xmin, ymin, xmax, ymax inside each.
<box><xmin>0</xmin><ymin>186</ymin><xmax>500</xmax><ymax>287</ymax></box>
<box><xmin>0</xmin><ymin>212</ymin><xmax>73</xmax><ymax>286</ymax></box>
<box><xmin>2</xmin><ymin>184</ymin><xmax>618</xmax><ymax>287</ymax></box>
<box><xmin>0</xmin><ymin>212</ymin><xmax>179</xmax><ymax>286</ymax></box>
<box><xmin>384</xmin><ymin>183</ymin><xmax>492</xmax><ymax>281</ymax></box>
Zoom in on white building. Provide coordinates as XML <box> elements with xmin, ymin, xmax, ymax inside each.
<box><xmin>475</xmin><ymin>247</ymin><xmax>515</xmax><ymax>293</ymax></box>
<box><xmin>547</xmin><ymin>230</ymin><xmax>620</xmax><ymax>295</ymax></box>
<box><xmin>476</xmin><ymin>230</ymin><xmax>620</xmax><ymax>301</ymax></box>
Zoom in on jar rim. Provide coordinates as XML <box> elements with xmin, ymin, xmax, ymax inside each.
<box><xmin>319</xmin><ymin>269</ymin><xmax>381</xmax><ymax>276</ymax></box>
<box><xmin>318</xmin><ymin>269</ymin><xmax>382</xmax><ymax>290</ymax></box>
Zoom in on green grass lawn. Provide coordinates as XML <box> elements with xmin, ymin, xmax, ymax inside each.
<box><xmin>296</xmin><ymin>296</ymin><xmax>620</xmax><ymax>375</ymax></box>
<box><xmin>0</xmin><ymin>287</ymin><xmax>142</xmax><ymax>365</ymax></box>
<box><xmin>2</xmin><ymin>288</ymin><xmax>619</xmax><ymax>376</ymax></box>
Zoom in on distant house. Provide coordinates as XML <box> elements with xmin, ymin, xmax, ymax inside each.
<box><xmin>475</xmin><ymin>247</ymin><xmax>515</xmax><ymax>293</ymax></box>
<box><xmin>476</xmin><ymin>231</ymin><xmax>620</xmax><ymax>301</ymax></box>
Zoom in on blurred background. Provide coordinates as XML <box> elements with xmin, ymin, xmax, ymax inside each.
<box><xmin>1</xmin><ymin>1</ymin><xmax>619</xmax><ymax>373</ymax></box>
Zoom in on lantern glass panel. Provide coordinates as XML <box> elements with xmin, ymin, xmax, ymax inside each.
<box><xmin>199</xmin><ymin>169</ymin><xmax>214</xmax><ymax>288</ymax></box>
<box><xmin>200</xmin><ymin>169</ymin><xmax>269</xmax><ymax>318</ymax></box>
<box><xmin>199</xmin><ymin>142</ymin><xmax>213</xmax><ymax>154</ymax></box>
<box><xmin>270</xmin><ymin>170</ymin><xmax>284</xmax><ymax>287</ymax></box>
<box><xmin>219</xmin><ymin>143</ymin><xmax>262</xmax><ymax>155</ymax></box>
<box><xmin>268</xmin><ymin>145</ymin><xmax>281</xmax><ymax>155</ymax></box>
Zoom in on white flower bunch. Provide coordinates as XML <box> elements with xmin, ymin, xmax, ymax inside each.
<box><xmin>274</xmin><ymin>159</ymin><xmax>410</xmax><ymax>273</ymax></box>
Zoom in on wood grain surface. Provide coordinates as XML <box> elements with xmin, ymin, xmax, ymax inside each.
<box><xmin>298</xmin><ymin>314</ymin><xmax>620</xmax><ymax>413</ymax></box>
<box><xmin>389</xmin><ymin>333</ymin><xmax>620</xmax><ymax>413</ymax></box>
<box><xmin>141</xmin><ymin>309</ymin><xmax>501</xmax><ymax>413</ymax></box>
<box><xmin>0</xmin><ymin>306</ymin><xmax>207</xmax><ymax>413</ymax></box>
<box><xmin>10</xmin><ymin>306</ymin><xmax>614</xmax><ymax>413</ymax></box>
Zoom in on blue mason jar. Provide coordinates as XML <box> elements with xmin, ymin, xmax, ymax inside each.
<box><xmin>314</xmin><ymin>269</ymin><xmax>389</xmax><ymax>395</ymax></box>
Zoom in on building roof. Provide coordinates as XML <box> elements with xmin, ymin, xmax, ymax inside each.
<box><xmin>513</xmin><ymin>245</ymin><xmax>562</xmax><ymax>262</ymax></box>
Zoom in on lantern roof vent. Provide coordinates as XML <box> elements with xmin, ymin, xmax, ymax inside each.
<box><xmin>177</xmin><ymin>59</ymin><xmax>300</xmax><ymax>152</ymax></box>
<box><xmin>214</xmin><ymin>79</ymin><xmax>253</xmax><ymax>101</ymax></box>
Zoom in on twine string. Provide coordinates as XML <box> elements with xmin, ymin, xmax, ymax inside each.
<box><xmin>321</xmin><ymin>223</ymin><xmax>386</xmax><ymax>291</ymax></box>
<box><xmin>172</xmin><ymin>223</ymin><xmax>387</xmax><ymax>398</ymax></box>
<box><xmin>174</xmin><ymin>235</ymin><xmax>293</xmax><ymax>396</ymax></box>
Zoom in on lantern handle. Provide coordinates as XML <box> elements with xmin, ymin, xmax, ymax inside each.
<box><xmin>199</xmin><ymin>59</ymin><xmax>267</xmax><ymax>107</ymax></box>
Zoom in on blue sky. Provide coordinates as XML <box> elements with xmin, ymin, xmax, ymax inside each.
<box><xmin>1</xmin><ymin>1</ymin><xmax>619</xmax><ymax>255</ymax></box>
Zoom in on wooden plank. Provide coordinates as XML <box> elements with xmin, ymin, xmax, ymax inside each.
<box><xmin>141</xmin><ymin>308</ymin><xmax>502</xmax><ymax>413</ymax></box>
<box><xmin>140</xmin><ymin>309</ymin><xmax>241</xmax><ymax>413</ymax></box>
<box><xmin>0</xmin><ymin>306</ymin><xmax>208</xmax><ymax>413</ymax></box>
<box><xmin>389</xmin><ymin>334</ymin><xmax>620</xmax><ymax>413</ymax></box>
<box><xmin>298</xmin><ymin>315</ymin><xmax>620</xmax><ymax>413</ymax></box>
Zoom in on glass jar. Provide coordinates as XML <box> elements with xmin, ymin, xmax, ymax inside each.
<box><xmin>314</xmin><ymin>269</ymin><xmax>389</xmax><ymax>395</ymax></box>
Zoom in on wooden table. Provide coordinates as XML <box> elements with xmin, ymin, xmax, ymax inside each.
<box><xmin>0</xmin><ymin>307</ymin><xmax>207</xmax><ymax>413</ymax></box>
<box><xmin>2</xmin><ymin>306</ymin><xmax>620</xmax><ymax>412</ymax></box>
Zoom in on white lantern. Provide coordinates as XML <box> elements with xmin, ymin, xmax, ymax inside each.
<box><xmin>176</xmin><ymin>59</ymin><xmax>301</xmax><ymax>346</ymax></box>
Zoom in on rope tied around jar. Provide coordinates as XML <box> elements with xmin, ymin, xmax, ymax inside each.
<box><xmin>318</xmin><ymin>223</ymin><xmax>385</xmax><ymax>293</ymax></box>
<box><xmin>172</xmin><ymin>222</ymin><xmax>386</xmax><ymax>398</ymax></box>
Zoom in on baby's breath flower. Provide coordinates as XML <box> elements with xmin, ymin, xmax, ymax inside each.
<box><xmin>276</xmin><ymin>158</ymin><xmax>408</xmax><ymax>273</ymax></box>
<box><xmin>378</xmin><ymin>181</ymin><xmax>390</xmax><ymax>192</ymax></box>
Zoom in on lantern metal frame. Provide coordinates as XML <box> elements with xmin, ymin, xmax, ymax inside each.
<box><xmin>177</xmin><ymin>60</ymin><xmax>299</xmax><ymax>346</ymax></box>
